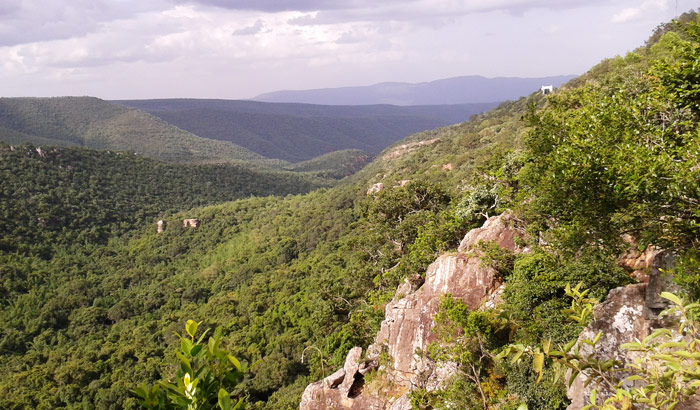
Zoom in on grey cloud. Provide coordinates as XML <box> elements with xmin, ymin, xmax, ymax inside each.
<box><xmin>0</xmin><ymin>0</ymin><xmax>166</xmax><ymax>47</ymax></box>
<box><xmin>0</xmin><ymin>2</ymin><xmax>21</xmax><ymax>16</ymax></box>
<box><xmin>179</xmin><ymin>0</ymin><xmax>606</xmax><ymax>20</ymax></box>
<box><xmin>319</xmin><ymin>0</ymin><xmax>607</xmax><ymax>27</ymax></box>
<box><xmin>232</xmin><ymin>20</ymin><xmax>265</xmax><ymax>35</ymax></box>
<box><xmin>33</xmin><ymin>44</ymin><xmax>182</xmax><ymax>69</ymax></box>
<box><xmin>172</xmin><ymin>0</ymin><xmax>378</xmax><ymax>12</ymax></box>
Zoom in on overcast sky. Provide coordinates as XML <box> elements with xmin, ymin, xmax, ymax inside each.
<box><xmin>0</xmin><ymin>0</ymin><xmax>695</xmax><ymax>99</ymax></box>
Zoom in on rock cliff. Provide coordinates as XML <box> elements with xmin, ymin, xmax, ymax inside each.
<box><xmin>300</xmin><ymin>213</ymin><xmax>523</xmax><ymax>410</ymax></box>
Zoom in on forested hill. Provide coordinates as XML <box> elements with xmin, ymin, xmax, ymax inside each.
<box><xmin>0</xmin><ymin>87</ymin><xmax>536</xmax><ymax>409</ymax></box>
<box><xmin>0</xmin><ymin>11</ymin><xmax>698</xmax><ymax>410</ymax></box>
<box><xmin>0</xmin><ymin>97</ymin><xmax>268</xmax><ymax>164</ymax></box>
<box><xmin>0</xmin><ymin>142</ymin><xmax>328</xmax><ymax>254</ymax></box>
<box><xmin>115</xmin><ymin>99</ymin><xmax>499</xmax><ymax>162</ymax></box>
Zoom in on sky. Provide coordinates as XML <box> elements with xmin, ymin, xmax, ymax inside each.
<box><xmin>0</xmin><ymin>0</ymin><xmax>695</xmax><ymax>99</ymax></box>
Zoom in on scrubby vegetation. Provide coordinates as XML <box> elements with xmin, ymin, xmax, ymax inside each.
<box><xmin>283</xmin><ymin>149</ymin><xmax>373</xmax><ymax>179</ymax></box>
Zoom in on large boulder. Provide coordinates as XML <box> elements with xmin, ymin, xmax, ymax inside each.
<box><xmin>458</xmin><ymin>212</ymin><xmax>521</xmax><ymax>253</ymax></box>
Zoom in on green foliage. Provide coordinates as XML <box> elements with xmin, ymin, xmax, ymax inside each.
<box><xmin>410</xmin><ymin>297</ymin><xmax>514</xmax><ymax>409</ymax></box>
<box><xmin>284</xmin><ymin>149</ymin><xmax>373</xmax><ymax>179</ymax></box>
<box><xmin>360</xmin><ymin>181</ymin><xmax>451</xmax><ymax>256</ymax></box>
<box><xmin>135</xmin><ymin>320</ymin><xmax>247</xmax><ymax>410</ymax></box>
<box><xmin>646</xmin><ymin>10</ymin><xmax>699</xmax><ymax>47</ymax></box>
<box><xmin>409</xmin><ymin>378</ymin><xmax>485</xmax><ymax>410</ymax></box>
<box><xmin>503</xmin><ymin>248</ymin><xmax>630</xmax><ymax>345</ymax></box>
<box><xmin>0</xmin><ymin>97</ymin><xmax>268</xmax><ymax>164</ymax></box>
<box><xmin>118</xmin><ymin>99</ymin><xmax>497</xmax><ymax>162</ymax></box>
<box><xmin>456</xmin><ymin>183</ymin><xmax>503</xmax><ymax>222</ymax></box>
<box><xmin>673</xmin><ymin>249</ymin><xmax>700</xmax><ymax>299</ymax></box>
<box><xmin>4</xmin><ymin>13</ymin><xmax>699</xmax><ymax>410</ymax></box>
<box><xmin>359</xmin><ymin>181</ymin><xmax>471</xmax><ymax>288</ymax></box>
<box><xmin>519</xmin><ymin>24</ymin><xmax>700</xmax><ymax>253</ymax></box>
<box><xmin>652</xmin><ymin>19</ymin><xmax>700</xmax><ymax>116</ymax></box>
<box><xmin>0</xmin><ymin>170</ymin><xmax>471</xmax><ymax>409</ymax></box>
<box><xmin>476</xmin><ymin>240</ymin><xmax>517</xmax><ymax>278</ymax></box>
<box><xmin>0</xmin><ymin>142</ymin><xmax>327</xmax><ymax>256</ymax></box>
<box><xmin>455</xmin><ymin>150</ymin><xmax>522</xmax><ymax>225</ymax></box>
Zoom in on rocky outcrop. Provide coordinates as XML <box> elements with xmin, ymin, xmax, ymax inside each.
<box><xmin>300</xmin><ymin>213</ymin><xmax>523</xmax><ymax>410</ymax></box>
<box><xmin>382</xmin><ymin>138</ymin><xmax>440</xmax><ymax>161</ymax></box>
<box><xmin>183</xmin><ymin>219</ymin><xmax>200</xmax><ymax>228</ymax></box>
<box><xmin>617</xmin><ymin>235</ymin><xmax>662</xmax><ymax>283</ymax></box>
<box><xmin>458</xmin><ymin>212</ymin><xmax>520</xmax><ymax>253</ymax></box>
<box><xmin>566</xmin><ymin>284</ymin><xmax>653</xmax><ymax>410</ymax></box>
<box><xmin>566</xmin><ymin>249</ymin><xmax>693</xmax><ymax>410</ymax></box>
<box><xmin>157</xmin><ymin>220</ymin><xmax>165</xmax><ymax>233</ymax></box>
<box><xmin>299</xmin><ymin>347</ymin><xmax>388</xmax><ymax>410</ymax></box>
<box><xmin>367</xmin><ymin>183</ymin><xmax>385</xmax><ymax>195</ymax></box>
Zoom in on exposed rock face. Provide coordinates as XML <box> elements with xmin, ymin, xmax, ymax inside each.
<box><xmin>183</xmin><ymin>219</ymin><xmax>200</xmax><ymax>228</ymax></box>
<box><xmin>566</xmin><ymin>250</ymin><xmax>694</xmax><ymax>410</ymax></box>
<box><xmin>617</xmin><ymin>235</ymin><xmax>662</xmax><ymax>283</ymax></box>
<box><xmin>367</xmin><ymin>183</ymin><xmax>385</xmax><ymax>195</ymax></box>
<box><xmin>157</xmin><ymin>220</ymin><xmax>165</xmax><ymax>233</ymax></box>
<box><xmin>299</xmin><ymin>347</ymin><xmax>389</xmax><ymax>410</ymax></box>
<box><xmin>458</xmin><ymin>213</ymin><xmax>520</xmax><ymax>253</ymax></box>
<box><xmin>371</xmin><ymin>254</ymin><xmax>501</xmax><ymax>388</ymax></box>
<box><xmin>566</xmin><ymin>284</ymin><xmax>653</xmax><ymax>410</ymax></box>
<box><xmin>300</xmin><ymin>213</ymin><xmax>523</xmax><ymax>410</ymax></box>
<box><xmin>382</xmin><ymin>138</ymin><xmax>440</xmax><ymax>161</ymax></box>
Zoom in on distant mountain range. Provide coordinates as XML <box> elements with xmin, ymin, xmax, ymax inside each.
<box><xmin>252</xmin><ymin>75</ymin><xmax>576</xmax><ymax>105</ymax></box>
<box><xmin>115</xmin><ymin>99</ymin><xmax>499</xmax><ymax>162</ymax></box>
<box><xmin>0</xmin><ymin>75</ymin><xmax>576</xmax><ymax>166</ymax></box>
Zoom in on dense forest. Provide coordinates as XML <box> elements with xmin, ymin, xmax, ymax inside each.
<box><xmin>0</xmin><ymin>10</ymin><xmax>698</xmax><ymax>410</ymax></box>
<box><xmin>115</xmin><ymin>99</ymin><xmax>498</xmax><ymax>162</ymax></box>
<box><xmin>0</xmin><ymin>97</ymin><xmax>273</xmax><ymax>165</ymax></box>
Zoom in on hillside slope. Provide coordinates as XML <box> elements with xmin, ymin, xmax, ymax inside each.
<box><xmin>0</xmin><ymin>142</ymin><xmax>328</xmax><ymax>254</ymax></box>
<box><xmin>0</xmin><ymin>96</ymin><xmax>529</xmax><ymax>410</ymax></box>
<box><xmin>253</xmin><ymin>75</ymin><xmax>575</xmax><ymax>105</ymax></box>
<box><xmin>116</xmin><ymin>99</ymin><xmax>498</xmax><ymax>162</ymax></box>
<box><xmin>1</xmin><ymin>11</ymin><xmax>698</xmax><ymax>410</ymax></box>
<box><xmin>0</xmin><ymin>97</ymin><xmax>268</xmax><ymax>164</ymax></box>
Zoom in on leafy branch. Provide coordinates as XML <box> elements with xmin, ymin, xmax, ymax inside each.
<box><xmin>134</xmin><ymin>320</ymin><xmax>247</xmax><ymax>410</ymax></box>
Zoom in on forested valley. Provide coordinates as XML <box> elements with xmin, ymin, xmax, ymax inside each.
<box><xmin>1</xmin><ymin>10</ymin><xmax>699</xmax><ymax>410</ymax></box>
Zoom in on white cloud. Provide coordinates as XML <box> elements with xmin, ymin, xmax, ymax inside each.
<box><xmin>0</xmin><ymin>0</ymin><xmax>687</xmax><ymax>99</ymax></box>
<box><xmin>612</xmin><ymin>0</ymin><xmax>671</xmax><ymax>23</ymax></box>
